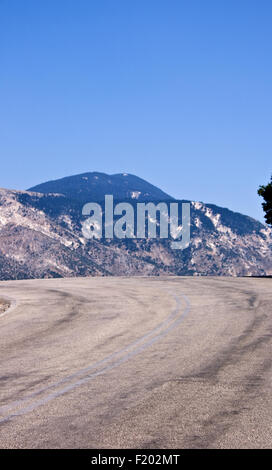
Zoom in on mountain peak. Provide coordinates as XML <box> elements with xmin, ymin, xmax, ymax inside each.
<box><xmin>28</xmin><ymin>172</ymin><xmax>174</xmax><ymax>203</ymax></box>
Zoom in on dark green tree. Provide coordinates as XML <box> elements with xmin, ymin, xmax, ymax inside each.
<box><xmin>258</xmin><ymin>176</ymin><xmax>272</xmax><ymax>226</ymax></box>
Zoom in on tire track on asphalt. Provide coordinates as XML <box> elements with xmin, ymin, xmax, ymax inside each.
<box><xmin>0</xmin><ymin>290</ymin><xmax>190</xmax><ymax>424</ymax></box>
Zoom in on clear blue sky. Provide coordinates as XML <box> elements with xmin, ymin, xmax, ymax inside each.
<box><xmin>0</xmin><ymin>0</ymin><xmax>271</xmax><ymax>221</ymax></box>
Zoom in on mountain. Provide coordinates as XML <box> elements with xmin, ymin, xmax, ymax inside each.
<box><xmin>0</xmin><ymin>173</ymin><xmax>271</xmax><ymax>280</ymax></box>
<box><xmin>28</xmin><ymin>172</ymin><xmax>173</xmax><ymax>203</ymax></box>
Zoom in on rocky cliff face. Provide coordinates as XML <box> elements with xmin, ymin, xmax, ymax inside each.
<box><xmin>0</xmin><ymin>183</ymin><xmax>271</xmax><ymax>280</ymax></box>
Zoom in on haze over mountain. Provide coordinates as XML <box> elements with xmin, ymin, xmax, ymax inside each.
<box><xmin>29</xmin><ymin>172</ymin><xmax>173</xmax><ymax>203</ymax></box>
<box><xmin>0</xmin><ymin>172</ymin><xmax>271</xmax><ymax>280</ymax></box>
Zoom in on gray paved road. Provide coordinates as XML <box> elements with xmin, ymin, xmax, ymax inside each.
<box><xmin>0</xmin><ymin>276</ymin><xmax>271</xmax><ymax>449</ymax></box>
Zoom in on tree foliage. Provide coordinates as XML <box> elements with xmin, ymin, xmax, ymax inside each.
<box><xmin>258</xmin><ymin>176</ymin><xmax>272</xmax><ymax>226</ymax></box>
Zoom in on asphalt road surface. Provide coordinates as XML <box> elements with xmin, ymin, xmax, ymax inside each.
<box><xmin>0</xmin><ymin>276</ymin><xmax>272</xmax><ymax>449</ymax></box>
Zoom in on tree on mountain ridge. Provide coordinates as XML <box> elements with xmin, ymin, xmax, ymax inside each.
<box><xmin>258</xmin><ymin>176</ymin><xmax>272</xmax><ymax>226</ymax></box>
